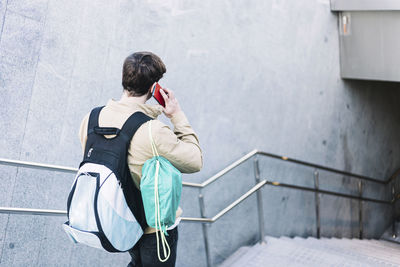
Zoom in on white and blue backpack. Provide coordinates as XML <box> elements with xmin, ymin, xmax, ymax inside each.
<box><xmin>63</xmin><ymin>106</ymin><xmax>152</xmax><ymax>252</ymax></box>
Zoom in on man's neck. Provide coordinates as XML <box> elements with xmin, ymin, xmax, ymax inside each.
<box><xmin>119</xmin><ymin>90</ymin><xmax>148</xmax><ymax>104</ymax></box>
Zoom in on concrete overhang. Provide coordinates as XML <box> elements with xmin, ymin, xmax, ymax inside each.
<box><xmin>331</xmin><ymin>0</ymin><xmax>400</xmax><ymax>11</ymax></box>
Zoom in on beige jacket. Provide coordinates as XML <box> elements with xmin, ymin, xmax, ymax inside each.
<box><xmin>79</xmin><ymin>98</ymin><xmax>203</xmax><ymax>234</ymax></box>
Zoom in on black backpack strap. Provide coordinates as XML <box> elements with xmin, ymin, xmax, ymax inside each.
<box><xmin>118</xmin><ymin>112</ymin><xmax>152</xmax><ymax>233</ymax></box>
<box><xmin>87</xmin><ymin>106</ymin><xmax>105</xmax><ymax>135</ymax></box>
<box><xmin>83</xmin><ymin>106</ymin><xmax>105</xmax><ymax>158</ymax></box>
<box><xmin>119</xmin><ymin>112</ymin><xmax>153</xmax><ymax>143</ymax></box>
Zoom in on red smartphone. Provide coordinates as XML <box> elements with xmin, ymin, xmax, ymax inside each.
<box><xmin>152</xmin><ymin>82</ymin><xmax>165</xmax><ymax>107</ymax></box>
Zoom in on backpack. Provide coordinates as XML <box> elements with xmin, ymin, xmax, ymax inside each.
<box><xmin>63</xmin><ymin>106</ymin><xmax>152</xmax><ymax>252</ymax></box>
<box><xmin>140</xmin><ymin>120</ymin><xmax>182</xmax><ymax>262</ymax></box>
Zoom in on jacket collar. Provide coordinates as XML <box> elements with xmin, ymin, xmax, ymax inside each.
<box><xmin>106</xmin><ymin>98</ymin><xmax>163</xmax><ymax>119</ymax></box>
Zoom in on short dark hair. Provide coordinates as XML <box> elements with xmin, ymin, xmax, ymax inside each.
<box><xmin>122</xmin><ymin>52</ymin><xmax>166</xmax><ymax>96</ymax></box>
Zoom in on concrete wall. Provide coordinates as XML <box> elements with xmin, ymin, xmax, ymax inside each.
<box><xmin>1</xmin><ymin>0</ymin><xmax>399</xmax><ymax>266</ymax></box>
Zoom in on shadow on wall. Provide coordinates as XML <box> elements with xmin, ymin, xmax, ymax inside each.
<box><xmin>344</xmin><ymin>79</ymin><xmax>400</xmax><ymax>114</ymax></box>
<box><xmin>342</xmin><ymin>79</ymin><xmax>400</xmax><ymax>179</ymax></box>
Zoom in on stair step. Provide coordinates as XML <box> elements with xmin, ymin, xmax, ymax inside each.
<box><xmin>219</xmin><ymin>236</ymin><xmax>400</xmax><ymax>267</ymax></box>
<box><xmin>298</xmin><ymin>238</ymin><xmax>394</xmax><ymax>266</ymax></box>
<box><xmin>218</xmin><ymin>246</ymin><xmax>251</xmax><ymax>267</ymax></box>
<box><xmin>325</xmin><ymin>238</ymin><xmax>400</xmax><ymax>265</ymax></box>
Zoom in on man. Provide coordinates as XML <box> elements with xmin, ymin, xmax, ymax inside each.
<box><xmin>78</xmin><ymin>51</ymin><xmax>203</xmax><ymax>266</ymax></box>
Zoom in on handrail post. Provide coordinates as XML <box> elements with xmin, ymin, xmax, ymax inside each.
<box><xmin>253</xmin><ymin>156</ymin><xmax>265</xmax><ymax>244</ymax></box>
<box><xmin>392</xmin><ymin>184</ymin><xmax>397</xmax><ymax>238</ymax></box>
<box><xmin>199</xmin><ymin>191</ymin><xmax>212</xmax><ymax>267</ymax></box>
<box><xmin>358</xmin><ymin>180</ymin><xmax>363</xmax><ymax>239</ymax></box>
<box><xmin>314</xmin><ymin>170</ymin><xmax>321</xmax><ymax>239</ymax></box>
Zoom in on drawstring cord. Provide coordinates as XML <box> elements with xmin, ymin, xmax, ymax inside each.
<box><xmin>149</xmin><ymin>121</ymin><xmax>171</xmax><ymax>262</ymax></box>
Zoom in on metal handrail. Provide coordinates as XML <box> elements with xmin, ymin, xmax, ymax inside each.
<box><xmin>0</xmin><ymin>148</ymin><xmax>394</xmax><ymax>188</ymax></box>
<box><xmin>257</xmin><ymin>151</ymin><xmax>389</xmax><ymax>185</ymax></box>
<box><xmin>266</xmin><ymin>181</ymin><xmax>393</xmax><ymax>204</ymax></box>
<box><xmin>0</xmin><ymin>178</ymin><xmax>394</xmax><ymax>218</ymax></box>
<box><xmin>0</xmin><ymin>157</ymin><xmax>196</xmax><ymax>188</ymax></box>
<box><xmin>0</xmin><ymin>207</ymin><xmax>213</xmax><ymax>222</ymax></box>
<box><xmin>196</xmin><ymin>149</ymin><xmax>258</xmax><ymax>188</ymax></box>
<box><xmin>0</xmin><ymin>207</ymin><xmax>67</xmax><ymax>216</ymax></box>
<box><xmin>0</xmin><ymin>158</ymin><xmax>77</xmax><ymax>173</ymax></box>
<box><xmin>0</xmin><ymin>150</ymin><xmax>258</xmax><ymax>189</ymax></box>
<box><xmin>0</xmin><ymin>180</ymin><xmax>267</xmax><ymax>222</ymax></box>
<box><xmin>1</xmin><ymin>150</ymin><xmax>399</xmax><ymax>267</ymax></box>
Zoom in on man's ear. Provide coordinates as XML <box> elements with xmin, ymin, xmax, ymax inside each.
<box><xmin>146</xmin><ymin>84</ymin><xmax>154</xmax><ymax>100</ymax></box>
<box><xmin>149</xmin><ymin>82</ymin><xmax>156</xmax><ymax>94</ymax></box>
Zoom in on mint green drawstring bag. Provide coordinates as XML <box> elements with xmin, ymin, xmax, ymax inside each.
<box><xmin>140</xmin><ymin>120</ymin><xmax>182</xmax><ymax>262</ymax></box>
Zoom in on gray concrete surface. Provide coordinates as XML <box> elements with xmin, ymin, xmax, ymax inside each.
<box><xmin>0</xmin><ymin>0</ymin><xmax>400</xmax><ymax>266</ymax></box>
<box><xmin>219</xmin><ymin>236</ymin><xmax>400</xmax><ymax>267</ymax></box>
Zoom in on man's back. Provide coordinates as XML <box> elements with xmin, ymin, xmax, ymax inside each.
<box><xmin>78</xmin><ymin>97</ymin><xmax>202</xmax><ymax>234</ymax></box>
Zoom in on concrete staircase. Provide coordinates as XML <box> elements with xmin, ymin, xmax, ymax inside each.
<box><xmin>219</xmin><ymin>236</ymin><xmax>400</xmax><ymax>267</ymax></box>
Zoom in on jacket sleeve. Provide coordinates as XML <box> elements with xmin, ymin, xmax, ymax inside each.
<box><xmin>152</xmin><ymin>110</ymin><xmax>203</xmax><ymax>173</ymax></box>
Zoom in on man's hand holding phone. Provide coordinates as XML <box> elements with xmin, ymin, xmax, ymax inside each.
<box><xmin>159</xmin><ymin>87</ymin><xmax>182</xmax><ymax>118</ymax></box>
<box><xmin>152</xmin><ymin>82</ymin><xmax>182</xmax><ymax>118</ymax></box>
